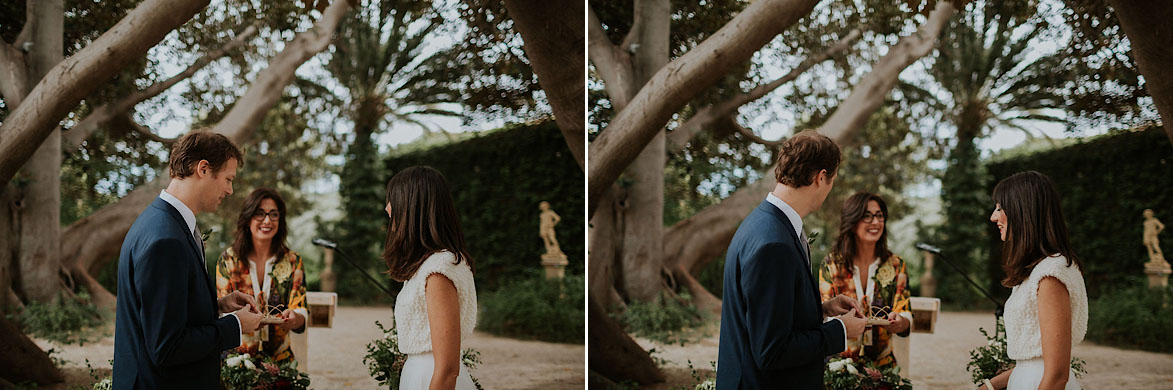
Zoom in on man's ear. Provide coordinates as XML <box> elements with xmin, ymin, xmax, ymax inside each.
<box><xmin>196</xmin><ymin>160</ymin><xmax>211</xmax><ymax>177</ymax></box>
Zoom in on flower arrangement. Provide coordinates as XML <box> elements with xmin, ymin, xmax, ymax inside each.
<box><xmin>363</xmin><ymin>320</ymin><xmax>484</xmax><ymax>390</ymax></box>
<box><xmin>966</xmin><ymin>317</ymin><xmax>1086</xmax><ymax>385</ymax></box>
<box><xmin>823</xmin><ymin>357</ymin><xmax>912</xmax><ymax>390</ymax></box>
<box><xmin>220</xmin><ymin>352</ymin><xmax>311</xmax><ymax>390</ymax></box>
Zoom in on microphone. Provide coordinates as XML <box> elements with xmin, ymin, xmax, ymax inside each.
<box><xmin>916</xmin><ymin>242</ymin><xmax>941</xmax><ymax>255</ymax></box>
<box><xmin>312</xmin><ymin>238</ymin><xmax>337</xmax><ymax>249</ymax></box>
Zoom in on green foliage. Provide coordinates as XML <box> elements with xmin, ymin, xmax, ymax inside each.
<box><xmin>8</xmin><ymin>290</ymin><xmax>104</xmax><ymax>344</ymax></box>
<box><xmin>611</xmin><ymin>291</ymin><xmax>707</xmax><ymax>345</ymax></box>
<box><xmin>1086</xmin><ymin>283</ymin><xmax>1173</xmax><ymax>353</ymax></box>
<box><xmin>478</xmin><ymin>274</ymin><xmax>584</xmax><ymax>343</ymax></box>
<box><xmin>986</xmin><ymin>126</ymin><xmax>1173</xmax><ymax>297</ymax></box>
<box><xmin>363</xmin><ymin>321</ymin><xmax>484</xmax><ymax>390</ymax></box>
<box><xmin>823</xmin><ymin>357</ymin><xmax>912</xmax><ymax>390</ymax></box>
<box><xmin>934</xmin><ymin>136</ymin><xmax>993</xmax><ymax>307</ymax></box>
<box><xmin>967</xmin><ymin>317</ymin><xmax>1087</xmax><ymax>385</ymax></box>
<box><xmin>220</xmin><ymin>352</ymin><xmax>310</xmax><ymax>390</ymax></box>
<box><xmin>380</xmin><ymin>121</ymin><xmax>584</xmax><ymax>292</ymax></box>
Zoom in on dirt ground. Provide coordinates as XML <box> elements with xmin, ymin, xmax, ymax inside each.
<box><xmin>35</xmin><ymin>306</ymin><xmax>583</xmax><ymax>389</ymax></box>
<box><xmin>634</xmin><ymin>311</ymin><xmax>1173</xmax><ymax>390</ymax></box>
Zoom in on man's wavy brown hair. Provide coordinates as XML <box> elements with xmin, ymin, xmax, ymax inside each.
<box><xmin>774</xmin><ymin>130</ymin><xmax>841</xmax><ymax>187</ymax></box>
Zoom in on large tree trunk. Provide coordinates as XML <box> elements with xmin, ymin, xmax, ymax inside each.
<box><xmin>588</xmin><ymin>297</ymin><xmax>665</xmax><ymax>385</ymax></box>
<box><xmin>502</xmin><ymin>0</ymin><xmax>585</xmax><ymax>170</ymax></box>
<box><xmin>1108</xmin><ymin>0</ymin><xmax>1173</xmax><ymax>146</ymax></box>
<box><xmin>0</xmin><ymin>315</ymin><xmax>63</xmax><ymax>385</ymax></box>
<box><xmin>657</xmin><ymin>0</ymin><xmax>958</xmax><ymax>307</ymax></box>
<box><xmin>15</xmin><ymin>0</ymin><xmax>66</xmax><ymax>305</ymax></box>
<box><xmin>0</xmin><ymin>0</ymin><xmax>211</xmax><ymax>189</ymax></box>
<box><xmin>588</xmin><ymin>187</ymin><xmax>625</xmax><ymax>309</ymax></box>
<box><xmin>587</xmin><ymin>0</ymin><xmax>823</xmax><ymax>216</ymax></box>
<box><xmin>56</xmin><ymin>0</ymin><xmax>356</xmax><ymax>310</ymax></box>
<box><xmin>62</xmin><ymin>23</ymin><xmax>260</xmax><ymax>150</ymax></box>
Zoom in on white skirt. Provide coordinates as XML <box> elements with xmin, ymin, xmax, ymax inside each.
<box><xmin>1008</xmin><ymin>358</ymin><xmax>1080</xmax><ymax>390</ymax></box>
<box><xmin>400</xmin><ymin>352</ymin><xmax>477</xmax><ymax>390</ymax></box>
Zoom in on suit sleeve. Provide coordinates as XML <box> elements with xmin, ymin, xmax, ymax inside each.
<box><xmin>742</xmin><ymin>242</ymin><xmax>846</xmax><ymax>370</ymax></box>
<box><xmin>136</xmin><ymin>238</ymin><xmax>241</xmax><ymax>367</ymax></box>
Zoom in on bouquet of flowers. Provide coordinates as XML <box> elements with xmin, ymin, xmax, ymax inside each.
<box><xmin>823</xmin><ymin>357</ymin><xmax>912</xmax><ymax>390</ymax></box>
<box><xmin>363</xmin><ymin>320</ymin><xmax>484</xmax><ymax>390</ymax></box>
<box><xmin>221</xmin><ymin>352</ymin><xmax>311</xmax><ymax>390</ymax></box>
<box><xmin>966</xmin><ymin>317</ymin><xmax>1086</xmax><ymax>385</ymax></box>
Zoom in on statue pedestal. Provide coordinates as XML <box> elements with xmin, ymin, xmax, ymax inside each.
<box><xmin>540</xmin><ymin>252</ymin><xmax>568</xmax><ymax>279</ymax></box>
<box><xmin>1144</xmin><ymin>261</ymin><xmax>1171</xmax><ymax>288</ymax></box>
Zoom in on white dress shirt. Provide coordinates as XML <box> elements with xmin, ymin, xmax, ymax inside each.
<box><xmin>765</xmin><ymin>193</ymin><xmax>849</xmax><ymax>350</ymax></box>
<box><xmin>159</xmin><ymin>189</ymin><xmax>242</xmax><ymax>347</ymax></box>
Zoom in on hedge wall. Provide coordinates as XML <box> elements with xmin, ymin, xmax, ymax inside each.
<box><xmin>384</xmin><ymin>121</ymin><xmax>584</xmax><ymax>291</ymax></box>
<box><xmin>985</xmin><ymin>126</ymin><xmax>1173</xmax><ymax>298</ymax></box>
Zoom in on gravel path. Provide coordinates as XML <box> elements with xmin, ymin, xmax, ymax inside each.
<box><xmin>635</xmin><ymin>311</ymin><xmax>1173</xmax><ymax>389</ymax></box>
<box><xmin>36</xmin><ymin>306</ymin><xmax>584</xmax><ymax>389</ymax></box>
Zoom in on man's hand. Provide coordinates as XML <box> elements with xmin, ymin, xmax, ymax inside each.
<box><xmin>218</xmin><ymin>291</ymin><xmax>259</xmax><ymax>314</ymax></box>
<box><xmin>884</xmin><ymin>311</ymin><xmax>910</xmax><ymax>334</ymax></box>
<box><xmin>235</xmin><ymin>304</ymin><xmax>262</xmax><ymax>334</ymax></box>
<box><xmin>278</xmin><ymin>309</ymin><xmax>305</xmax><ymax>330</ymax></box>
<box><xmin>837</xmin><ymin>308</ymin><xmax>867</xmax><ymax>339</ymax></box>
<box><xmin>823</xmin><ymin>294</ymin><xmax>865</xmax><ymax>317</ymax></box>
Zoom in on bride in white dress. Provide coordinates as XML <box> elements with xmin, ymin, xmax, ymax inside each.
<box><xmin>981</xmin><ymin>171</ymin><xmax>1088</xmax><ymax>390</ymax></box>
<box><xmin>382</xmin><ymin>167</ymin><xmax>478</xmax><ymax>390</ymax></box>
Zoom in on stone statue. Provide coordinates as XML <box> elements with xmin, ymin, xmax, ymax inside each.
<box><xmin>1143</xmin><ymin>209</ymin><xmax>1166</xmax><ymax>265</ymax></box>
<box><xmin>540</xmin><ymin>201</ymin><xmax>563</xmax><ymax>256</ymax></box>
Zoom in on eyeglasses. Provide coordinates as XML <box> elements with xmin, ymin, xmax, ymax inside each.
<box><xmin>860</xmin><ymin>212</ymin><xmax>886</xmax><ymax>223</ymax></box>
<box><xmin>252</xmin><ymin>210</ymin><xmax>280</xmax><ymax>222</ymax></box>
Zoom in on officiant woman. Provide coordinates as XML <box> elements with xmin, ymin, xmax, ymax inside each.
<box><xmin>818</xmin><ymin>192</ymin><xmax>912</xmax><ymax>369</ymax></box>
<box><xmin>215</xmin><ymin>188</ymin><xmax>309</xmax><ymax>364</ymax></box>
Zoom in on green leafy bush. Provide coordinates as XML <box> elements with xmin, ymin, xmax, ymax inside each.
<box><xmin>611</xmin><ymin>291</ymin><xmax>707</xmax><ymax>344</ymax></box>
<box><xmin>8</xmin><ymin>289</ymin><xmax>104</xmax><ymax>344</ymax></box>
<box><xmin>363</xmin><ymin>321</ymin><xmax>484</xmax><ymax>390</ymax></box>
<box><xmin>1086</xmin><ymin>283</ymin><xmax>1173</xmax><ymax>352</ymax></box>
<box><xmin>478</xmin><ymin>274</ymin><xmax>584</xmax><ymax>343</ymax></box>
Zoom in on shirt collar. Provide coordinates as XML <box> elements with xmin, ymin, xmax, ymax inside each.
<box><xmin>159</xmin><ymin>189</ymin><xmax>197</xmax><ymax>235</ymax></box>
<box><xmin>766</xmin><ymin>192</ymin><xmax>804</xmax><ymax>239</ymax></box>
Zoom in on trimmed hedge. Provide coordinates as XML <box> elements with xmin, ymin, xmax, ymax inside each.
<box><xmin>384</xmin><ymin>121</ymin><xmax>584</xmax><ymax>291</ymax></box>
<box><xmin>985</xmin><ymin>126</ymin><xmax>1173</xmax><ymax>298</ymax></box>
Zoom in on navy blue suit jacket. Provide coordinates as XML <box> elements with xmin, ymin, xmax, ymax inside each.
<box><xmin>113</xmin><ymin>197</ymin><xmax>240</xmax><ymax>389</ymax></box>
<box><xmin>716</xmin><ymin>200</ymin><xmax>846</xmax><ymax>390</ymax></box>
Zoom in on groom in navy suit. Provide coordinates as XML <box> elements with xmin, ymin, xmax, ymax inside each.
<box><xmin>717</xmin><ymin>130</ymin><xmax>867</xmax><ymax>390</ymax></box>
<box><xmin>113</xmin><ymin>131</ymin><xmax>262</xmax><ymax>389</ymax></box>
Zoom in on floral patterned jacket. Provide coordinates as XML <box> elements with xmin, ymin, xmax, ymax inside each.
<box><xmin>216</xmin><ymin>248</ymin><xmax>308</xmax><ymax>363</ymax></box>
<box><xmin>818</xmin><ymin>253</ymin><xmax>911</xmax><ymax>368</ymax></box>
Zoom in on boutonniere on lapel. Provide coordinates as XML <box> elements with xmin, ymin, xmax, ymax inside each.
<box><xmin>806</xmin><ymin>231</ymin><xmax>819</xmax><ymax>247</ymax></box>
<box><xmin>875</xmin><ymin>263</ymin><xmax>896</xmax><ymax>288</ymax></box>
<box><xmin>200</xmin><ymin>227</ymin><xmax>213</xmax><ymax>242</ymax></box>
<box><xmin>272</xmin><ymin>260</ymin><xmax>293</xmax><ymax>284</ymax></box>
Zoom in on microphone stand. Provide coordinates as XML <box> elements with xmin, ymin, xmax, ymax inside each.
<box><xmin>314</xmin><ymin>240</ymin><xmax>398</xmax><ymax>299</ymax></box>
<box><xmin>919</xmin><ymin>243</ymin><xmax>1004</xmax><ymax>320</ymax></box>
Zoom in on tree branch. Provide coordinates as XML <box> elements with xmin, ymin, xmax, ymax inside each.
<box><xmin>0</xmin><ymin>0</ymin><xmax>211</xmax><ymax>188</ymax></box>
<box><xmin>62</xmin><ymin>23</ymin><xmax>260</xmax><ymax>149</ymax></box>
<box><xmin>0</xmin><ymin>41</ymin><xmax>29</xmax><ymax>107</ymax></box>
<box><xmin>588</xmin><ymin>6</ymin><xmax>636</xmax><ymax>111</ymax></box>
<box><xmin>120</xmin><ymin>114</ymin><xmax>177</xmax><ymax>144</ymax></box>
<box><xmin>666</xmin><ymin>29</ymin><xmax>861</xmax><ymax>152</ymax></box>
<box><xmin>587</xmin><ymin>0</ymin><xmax>822</xmax><ymax>217</ymax></box>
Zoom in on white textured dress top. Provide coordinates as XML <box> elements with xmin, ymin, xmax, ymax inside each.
<box><xmin>1004</xmin><ymin>254</ymin><xmax>1088</xmax><ymax>361</ymax></box>
<box><xmin>394</xmin><ymin>251</ymin><xmax>478</xmax><ymax>355</ymax></box>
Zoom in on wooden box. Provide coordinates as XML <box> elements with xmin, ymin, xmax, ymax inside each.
<box><xmin>306</xmin><ymin>291</ymin><xmax>337</xmax><ymax>328</ymax></box>
<box><xmin>909</xmin><ymin>296</ymin><xmax>940</xmax><ymax>334</ymax></box>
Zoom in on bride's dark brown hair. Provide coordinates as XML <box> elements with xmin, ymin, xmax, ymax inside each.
<box><xmin>381</xmin><ymin>166</ymin><xmax>472</xmax><ymax>282</ymax></box>
<box><xmin>992</xmin><ymin>171</ymin><xmax>1081</xmax><ymax>287</ymax></box>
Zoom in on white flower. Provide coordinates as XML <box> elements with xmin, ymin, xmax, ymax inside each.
<box><xmin>988</xmin><ymin>339</ymin><xmax>999</xmax><ymax>346</ymax></box>
<box><xmin>243</xmin><ymin>359</ymin><xmax>257</xmax><ymax>370</ymax></box>
<box><xmin>828</xmin><ymin>359</ymin><xmax>847</xmax><ymax>372</ymax></box>
<box><xmin>845</xmin><ymin>362</ymin><xmax>859</xmax><ymax>375</ymax></box>
<box><xmin>226</xmin><ymin>355</ymin><xmax>243</xmax><ymax>367</ymax></box>
<box><xmin>695</xmin><ymin>378</ymin><xmax>716</xmax><ymax>390</ymax></box>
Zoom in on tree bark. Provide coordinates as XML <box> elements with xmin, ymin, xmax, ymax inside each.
<box><xmin>56</xmin><ymin>0</ymin><xmax>356</xmax><ymax>309</ymax></box>
<box><xmin>588</xmin><ymin>187</ymin><xmax>625</xmax><ymax>310</ymax></box>
<box><xmin>502</xmin><ymin>0</ymin><xmax>585</xmax><ymax>170</ymax></box>
<box><xmin>657</xmin><ymin>2</ymin><xmax>957</xmax><ymax>307</ymax></box>
<box><xmin>1108</xmin><ymin>0</ymin><xmax>1173</xmax><ymax>146</ymax></box>
<box><xmin>0</xmin><ymin>0</ymin><xmax>212</xmax><ymax>189</ymax></box>
<box><xmin>62</xmin><ymin>23</ymin><xmax>260</xmax><ymax>150</ymax></box>
<box><xmin>0</xmin><ymin>315</ymin><xmax>63</xmax><ymax>385</ymax></box>
<box><xmin>666</xmin><ymin>29</ymin><xmax>862</xmax><ymax>152</ymax></box>
<box><xmin>588</xmin><ymin>0</ymin><xmax>823</xmax><ymax>217</ymax></box>
<box><xmin>588</xmin><ymin>7</ymin><xmax>635</xmax><ymax>112</ymax></box>
<box><xmin>588</xmin><ymin>297</ymin><xmax>665</xmax><ymax>385</ymax></box>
